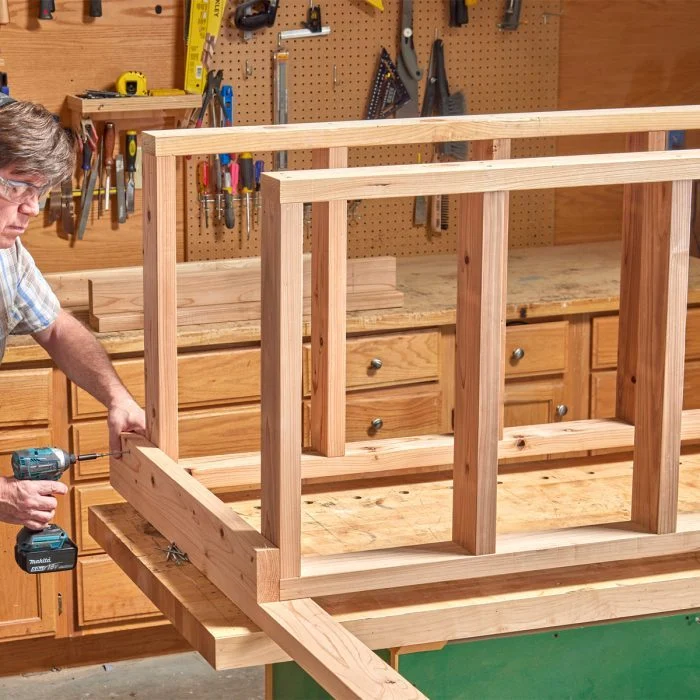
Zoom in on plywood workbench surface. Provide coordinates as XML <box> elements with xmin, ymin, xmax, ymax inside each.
<box><xmin>227</xmin><ymin>453</ymin><xmax>700</xmax><ymax>558</ymax></box>
<box><xmin>91</xmin><ymin>452</ymin><xmax>700</xmax><ymax>671</ymax></box>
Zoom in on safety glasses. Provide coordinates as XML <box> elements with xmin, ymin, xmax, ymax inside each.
<box><xmin>0</xmin><ymin>174</ymin><xmax>51</xmax><ymax>205</ymax></box>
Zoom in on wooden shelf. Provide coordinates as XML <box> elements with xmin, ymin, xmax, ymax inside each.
<box><xmin>66</xmin><ymin>94</ymin><xmax>201</xmax><ymax>120</ymax></box>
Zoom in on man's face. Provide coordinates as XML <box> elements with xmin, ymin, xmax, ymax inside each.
<box><xmin>0</xmin><ymin>166</ymin><xmax>47</xmax><ymax>249</ymax></box>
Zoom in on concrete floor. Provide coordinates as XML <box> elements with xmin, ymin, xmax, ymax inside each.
<box><xmin>0</xmin><ymin>652</ymin><xmax>264</xmax><ymax>700</ymax></box>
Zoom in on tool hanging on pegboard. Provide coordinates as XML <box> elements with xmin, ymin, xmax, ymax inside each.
<box><xmin>233</xmin><ymin>0</ymin><xmax>279</xmax><ymax>41</ymax></box>
<box><xmin>420</xmin><ymin>39</ymin><xmax>468</xmax><ymax>233</ymax></box>
<box><xmin>366</xmin><ymin>48</ymin><xmax>410</xmax><ymax>120</ymax></box>
<box><xmin>498</xmin><ymin>0</ymin><xmax>522</xmax><ymax>30</ymax></box>
<box><xmin>184</xmin><ymin>0</ymin><xmax>226</xmax><ymax>93</ymax></box>
<box><xmin>396</xmin><ymin>0</ymin><xmax>422</xmax><ymax>117</ymax></box>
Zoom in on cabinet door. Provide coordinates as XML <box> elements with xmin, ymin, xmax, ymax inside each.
<box><xmin>502</xmin><ymin>379</ymin><xmax>568</xmax><ymax>463</ymax></box>
<box><xmin>0</xmin><ymin>429</ymin><xmax>57</xmax><ymax>640</ymax></box>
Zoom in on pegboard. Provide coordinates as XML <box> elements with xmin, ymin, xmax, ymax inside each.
<box><xmin>186</xmin><ymin>0</ymin><xmax>561</xmax><ymax>261</ymax></box>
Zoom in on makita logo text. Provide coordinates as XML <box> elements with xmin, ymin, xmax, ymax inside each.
<box><xmin>31</xmin><ymin>558</ymin><xmax>52</xmax><ymax>564</ymax></box>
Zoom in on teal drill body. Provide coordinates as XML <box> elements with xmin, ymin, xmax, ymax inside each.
<box><xmin>10</xmin><ymin>447</ymin><xmax>122</xmax><ymax>573</ymax></box>
<box><xmin>11</xmin><ymin>447</ymin><xmax>76</xmax><ymax>481</ymax></box>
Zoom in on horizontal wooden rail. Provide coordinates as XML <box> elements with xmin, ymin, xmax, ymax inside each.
<box><xmin>265</xmin><ymin>149</ymin><xmax>700</xmax><ymax>203</ymax></box>
<box><xmin>281</xmin><ymin>513</ymin><xmax>700</xmax><ymax>599</ymax></box>
<box><xmin>90</xmin><ymin>502</ymin><xmax>700</xmax><ymax>672</ymax></box>
<box><xmin>142</xmin><ymin>105</ymin><xmax>700</xmax><ymax>156</ymax></box>
<box><xmin>185</xmin><ymin>410</ymin><xmax>700</xmax><ymax>492</ymax></box>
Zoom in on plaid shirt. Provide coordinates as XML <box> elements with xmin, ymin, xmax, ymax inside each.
<box><xmin>0</xmin><ymin>240</ymin><xmax>59</xmax><ymax>361</ymax></box>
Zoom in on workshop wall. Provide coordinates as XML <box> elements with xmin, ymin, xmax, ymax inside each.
<box><xmin>555</xmin><ymin>0</ymin><xmax>700</xmax><ymax>245</ymax></box>
<box><xmin>1</xmin><ymin>0</ymin><xmax>699</xmax><ymax>272</ymax></box>
<box><xmin>0</xmin><ymin>0</ymin><xmax>187</xmax><ymax>272</ymax></box>
<box><xmin>185</xmin><ymin>0</ymin><xmax>560</xmax><ymax>261</ymax></box>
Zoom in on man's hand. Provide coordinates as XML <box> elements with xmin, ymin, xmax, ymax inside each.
<box><xmin>0</xmin><ymin>476</ymin><xmax>67</xmax><ymax>530</ymax></box>
<box><xmin>107</xmin><ymin>395</ymin><xmax>147</xmax><ymax>454</ymax></box>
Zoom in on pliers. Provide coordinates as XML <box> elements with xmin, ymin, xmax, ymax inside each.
<box><xmin>195</xmin><ymin>69</ymin><xmax>226</xmax><ymax>128</ymax></box>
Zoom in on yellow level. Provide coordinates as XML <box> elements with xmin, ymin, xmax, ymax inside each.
<box><xmin>185</xmin><ymin>0</ymin><xmax>226</xmax><ymax>94</ymax></box>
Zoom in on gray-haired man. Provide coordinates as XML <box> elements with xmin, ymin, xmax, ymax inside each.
<box><xmin>0</xmin><ymin>96</ymin><xmax>146</xmax><ymax>530</ymax></box>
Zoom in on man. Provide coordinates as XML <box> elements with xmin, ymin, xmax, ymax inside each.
<box><xmin>0</xmin><ymin>96</ymin><xmax>146</xmax><ymax>531</ymax></box>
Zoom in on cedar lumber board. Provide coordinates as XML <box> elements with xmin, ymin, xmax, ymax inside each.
<box><xmin>142</xmin><ymin>152</ymin><xmax>179</xmax><ymax>460</ymax></box>
<box><xmin>90</xmin><ymin>290</ymin><xmax>404</xmax><ymax>333</ymax></box>
<box><xmin>282</xmin><ymin>513</ymin><xmax>700</xmax><ymax>599</ymax></box>
<box><xmin>90</xmin><ymin>502</ymin><xmax>700</xmax><ymax>671</ymax></box>
<box><xmin>142</xmin><ymin>106</ymin><xmax>700</xmax><ymax>157</ymax></box>
<box><xmin>266</xmin><ymin>150</ymin><xmax>700</xmax><ymax>204</ymax></box>
<box><xmin>109</xmin><ymin>436</ymin><xmax>424</xmax><ymax>698</ymax></box>
<box><xmin>185</xmin><ymin>411</ymin><xmax>700</xmax><ymax>492</ymax></box>
<box><xmin>89</xmin><ymin>255</ymin><xmax>397</xmax><ymax>316</ymax></box>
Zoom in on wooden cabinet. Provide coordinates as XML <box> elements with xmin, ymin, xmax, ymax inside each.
<box><xmin>592</xmin><ymin>309</ymin><xmax>700</xmax><ymax>370</ymax></box>
<box><xmin>304</xmin><ymin>385</ymin><xmax>443</xmax><ymax>444</ymax></box>
<box><xmin>71</xmin><ymin>348</ymin><xmax>262</xmax><ymax>419</ymax></box>
<box><xmin>0</xmin><ymin>368</ymin><xmax>52</xmax><ymax>427</ymax></box>
<box><xmin>303</xmin><ymin>330</ymin><xmax>440</xmax><ymax>395</ymax></box>
<box><xmin>0</xmin><ymin>429</ymin><xmax>57</xmax><ymax>641</ymax></box>
<box><xmin>76</xmin><ymin>556</ymin><xmax>161</xmax><ymax>628</ymax></box>
<box><xmin>73</xmin><ymin>484</ymin><xmax>125</xmax><ymax>555</ymax></box>
<box><xmin>504</xmin><ymin>378</ymin><xmax>568</xmax><ymax>427</ymax></box>
<box><xmin>504</xmin><ymin>322</ymin><xmax>568</xmax><ymax>378</ymax></box>
<box><xmin>591</xmin><ymin>361</ymin><xmax>700</xmax><ymax>418</ymax></box>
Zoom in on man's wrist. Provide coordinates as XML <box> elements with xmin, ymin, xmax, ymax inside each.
<box><xmin>106</xmin><ymin>386</ymin><xmax>136</xmax><ymax>412</ymax></box>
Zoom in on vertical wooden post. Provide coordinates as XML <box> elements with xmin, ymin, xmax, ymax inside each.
<box><xmin>453</xmin><ymin>139</ymin><xmax>510</xmax><ymax>556</ymax></box>
<box><xmin>630</xmin><ymin>179</ymin><xmax>691</xmax><ymax>534</ymax></box>
<box><xmin>261</xmin><ymin>176</ymin><xmax>304</xmax><ymax>579</ymax></box>
<box><xmin>143</xmin><ymin>152</ymin><xmax>179</xmax><ymax>460</ymax></box>
<box><xmin>617</xmin><ymin>131</ymin><xmax>666</xmax><ymax>422</ymax></box>
<box><xmin>310</xmin><ymin>147</ymin><xmax>348</xmax><ymax>457</ymax></box>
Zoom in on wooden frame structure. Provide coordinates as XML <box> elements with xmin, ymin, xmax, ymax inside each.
<box><xmin>103</xmin><ymin>107</ymin><xmax>700</xmax><ymax>697</ymax></box>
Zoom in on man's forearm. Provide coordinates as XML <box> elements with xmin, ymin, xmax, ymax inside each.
<box><xmin>33</xmin><ymin>310</ymin><xmax>132</xmax><ymax>409</ymax></box>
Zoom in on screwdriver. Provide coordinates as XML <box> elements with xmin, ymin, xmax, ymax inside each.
<box><xmin>125</xmin><ymin>130</ymin><xmax>137</xmax><ymax>213</ymax></box>
<box><xmin>197</xmin><ymin>160</ymin><xmax>210</xmax><ymax>227</ymax></box>
<box><xmin>102</xmin><ymin>121</ymin><xmax>115</xmax><ymax>212</ymax></box>
<box><xmin>254</xmin><ymin>160</ymin><xmax>264</xmax><ymax>224</ymax></box>
<box><xmin>239</xmin><ymin>152</ymin><xmax>254</xmax><ymax>241</ymax></box>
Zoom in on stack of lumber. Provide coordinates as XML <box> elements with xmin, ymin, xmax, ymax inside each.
<box><xmin>87</xmin><ymin>255</ymin><xmax>404</xmax><ymax>332</ymax></box>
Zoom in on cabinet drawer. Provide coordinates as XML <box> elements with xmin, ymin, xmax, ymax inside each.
<box><xmin>0</xmin><ymin>368</ymin><xmax>51</xmax><ymax>426</ymax></box>
<box><xmin>72</xmin><ymin>404</ymin><xmax>262</xmax><ymax>466</ymax></box>
<box><xmin>592</xmin><ymin>308</ymin><xmax>700</xmax><ymax>370</ymax></box>
<box><xmin>71</xmin><ymin>348</ymin><xmax>261</xmax><ymax>419</ymax></box>
<box><xmin>591</xmin><ymin>361</ymin><xmax>700</xmax><ymax>418</ymax></box>
<box><xmin>304</xmin><ymin>385</ymin><xmax>442</xmax><ymax>443</ymax></box>
<box><xmin>504</xmin><ymin>322</ymin><xmax>568</xmax><ymax>378</ymax></box>
<box><xmin>303</xmin><ymin>330</ymin><xmax>440</xmax><ymax>395</ymax></box>
<box><xmin>74</xmin><ymin>484</ymin><xmax>125</xmax><ymax>554</ymax></box>
<box><xmin>76</xmin><ymin>555</ymin><xmax>160</xmax><ymax>628</ymax></box>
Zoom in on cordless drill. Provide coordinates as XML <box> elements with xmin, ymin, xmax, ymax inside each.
<box><xmin>11</xmin><ymin>447</ymin><xmax>124</xmax><ymax>574</ymax></box>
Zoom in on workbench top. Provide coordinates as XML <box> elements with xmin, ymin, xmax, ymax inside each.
<box><xmin>6</xmin><ymin>241</ymin><xmax>700</xmax><ymax>364</ymax></box>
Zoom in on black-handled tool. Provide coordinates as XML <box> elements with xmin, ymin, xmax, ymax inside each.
<box><xmin>38</xmin><ymin>0</ymin><xmax>54</xmax><ymax>19</ymax></box>
<box><xmin>90</xmin><ymin>0</ymin><xmax>102</xmax><ymax>17</ymax></box>
<box><xmin>499</xmin><ymin>0</ymin><xmax>522</xmax><ymax>30</ymax></box>
<box><xmin>234</xmin><ymin>0</ymin><xmax>279</xmax><ymax>31</ymax></box>
<box><xmin>450</xmin><ymin>0</ymin><xmax>468</xmax><ymax>26</ymax></box>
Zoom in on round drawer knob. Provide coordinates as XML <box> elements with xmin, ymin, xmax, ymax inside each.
<box><xmin>556</xmin><ymin>404</ymin><xmax>568</xmax><ymax>417</ymax></box>
<box><xmin>370</xmin><ymin>417</ymin><xmax>384</xmax><ymax>431</ymax></box>
<box><xmin>369</xmin><ymin>357</ymin><xmax>383</xmax><ymax>370</ymax></box>
<box><xmin>511</xmin><ymin>347</ymin><xmax>525</xmax><ymax>361</ymax></box>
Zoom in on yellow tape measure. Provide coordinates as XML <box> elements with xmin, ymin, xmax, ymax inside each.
<box><xmin>185</xmin><ymin>0</ymin><xmax>226</xmax><ymax>94</ymax></box>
